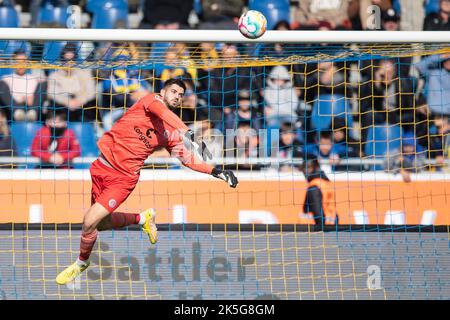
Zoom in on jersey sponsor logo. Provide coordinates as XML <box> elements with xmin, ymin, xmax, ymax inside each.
<box><xmin>134</xmin><ymin>126</ymin><xmax>152</xmax><ymax>149</ymax></box>
<box><xmin>108</xmin><ymin>199</ymin><xmax>117</xmax><ymax>208</ymax></box>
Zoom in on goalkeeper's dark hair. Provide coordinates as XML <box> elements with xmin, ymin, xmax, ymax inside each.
<box><xmin>163</xmin><ymin>78</ymin><xmax>187</xmax><ymax>92</ymax></box>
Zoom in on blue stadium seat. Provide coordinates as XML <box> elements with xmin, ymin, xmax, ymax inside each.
<box><xmin>0</xmin><ymin>40</ymin><xmax>31</xmax><ymax>55</ymax></box>
<box><xmin>364</xmin><ymin>124</ymin><xmax>402</xmax><ymax>158</ymax></box>
<box><xmin>311</xmin><ymin>94</ymin><xmax>353</xmax><ymax>133</ymax></box>
<box><xmin>67</xmin><ymin>122</ymin><xmax>98</xmax><ymax>169</ymax></box>
<box><xmin>37</xmin><ymin>3</ymin><xmax>69</xmax><ymax>26</ymax></box>
<box><xmin>10</xmin><ymin>122</ymin><xmax>42</xmax><ymax>157</ymax></box>
<box><xmin>42</xmin><ymin>41</ymin><xmax>67</xmax><ymax>62</ymax></box>
<box><xmin>248</xmin><ymin>0</ymin><xmax>290</xmax><ymax>30</ymax></box>
<box><xmin>67</xmin><ymin>122</ymin><xmax>98</xmax><ymax>157</ymax></box>
<box><xmin>392</xmin><ymin>0</ymin><xmax>401</xmax><ymax>15</ymax></box>
<box><xmin>42</xmin><ymin>41</ymin><xmax>82</xmax><ymax>63</ymax></box>
<box><xmin>194</xmin><ymin>0</ymin><xmax>202</xmax><ymax>15</ymax></box>
<box><xmin>87</xmin><ymin>0</ymin><xmax>129</xmax><ymax>29</ymax></box>
<box><xmin>0</xmin><ymin>6</ymin><xmax>19</xmax><ymax>28</ymax></box>
<box><xmin>425</xmin><ymin>0</ymin><xmax>440</xmax><ymax>15</ymax></box>
<box><xmin>91</xmin><ymin>7</ymin><xmax>129</xmax><ymax>29</ymax></box>
<box><xmin>87</xmin><ymin>0</ymin><xmax>128</xmax><ymax>12</ymax></box>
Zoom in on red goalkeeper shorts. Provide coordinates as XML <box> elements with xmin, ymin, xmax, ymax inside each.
<box><xmin>89</xmin><ymin>157</ymin><xmax>139</xmax><ymax>213</ymax></box>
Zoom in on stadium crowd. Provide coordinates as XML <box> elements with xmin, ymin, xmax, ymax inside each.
<box><xmin>0</xmin><ymin>0</ymin><xmax>449</xmax><ymax>172</ymax></box>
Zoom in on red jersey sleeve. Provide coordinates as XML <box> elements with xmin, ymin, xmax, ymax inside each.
<box><xmin>143</xmin><ymin>95</ymin><xmax>190</xmax><ymax>133</ymax></box>
<box><xmin>166</xmin><ymin>139</ymin><xmax>213</xmax><ymax>175</ymax></box>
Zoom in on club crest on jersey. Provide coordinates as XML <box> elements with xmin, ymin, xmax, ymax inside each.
<box><xmin>108</xmin><ymin>199</ymin><xmax>117</xmax><ymax>208</ymax></box>
<box><xmin>146</xmin><ymin>128</ymin><xmax>155</xmax><ymax>139</ymax></box>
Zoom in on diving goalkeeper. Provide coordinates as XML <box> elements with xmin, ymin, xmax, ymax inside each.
<box><xmin>56</xmin><ymin>78</ymin><xmax>238</xmax><ymax>285</ymax></box>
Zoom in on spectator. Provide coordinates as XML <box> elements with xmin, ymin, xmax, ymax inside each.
<box><xmin>0</xmin><ymin>109</ymin><xmax>16</xmax><ymax>157</ymax></box>
<box><xmin>381</xmin><ymin>8</ymin><xmax>413</xmax><ymax>77</ymax></box>
<box><xmin>30</xmin><ymin>0</ymin><xmax>69</xmax><ymax>27</ymax></box>
<box><xmin>140</xmin><ymin>0</ymin><xmax>193</xmax><ymax>29</ymax></box>
<box><xmin>384</xmin><ymin>133</ymin><xmax>426</xmax><ymax>182</ymax></box>
<box><xmin>358</xmin><ymin>9</ymin><xmax>411</xmax><ymax>78</ymax></box>
<box><xmin>306</xmin><ymin>131</ymin><xmax>341</xmax><ymax>165</ymax></box>
<box><xmin>31</xmin><ymin>112</ymin><xmax>81</xmax><ymax>168</ymax></box>
<box><xmin>381</xmin><ymin>7</ymin><xmax>401</xmax><ymax>30</ymax></box>
<box><xmin>101</xmin><ymin>42</ymin><xmax>140</xmax><ymax>61</ymax></box>
<box><xmin>259</xmin><ymin>21</ymin><xmax>293</xmax><ymax>59</ymax></box>
<box><xmin>101</xmin><ymin>49</ymin><xmax>151</xmax><ymax>131</ymax></box>
<box><xmin>0</xmin><ymin>50</ymin><xmax>45</xmax><ymax>122</ymax></box>
<box><xmin>415</xmin><ymin>53</ymin><xmax>450</xmax><ymax>118</ymax></box>
<box><xmin>196</xmin><ymin>42</ymin><xmax>219</xmax><ymax>72</ymax></box>
<box><xmin>263</xmin><ymin>65</ymin><xmax>299</xmax><ymax>127</ymax></box>
<box><xmin>157</xmin><ymin>45</ymin><xmax>196</xmax><ymax>87</ymax></box>
<box><xmin>224</xmin><ymin>89</ymin><xmax>262</xmax><ymax>132</ymax></box>
<box><xmin>46</xmin><ymin>43</ymin><xmax>97</xmax><ymax>122</ymax></box>
<box><xmin>331</xmin><ymin>117</ymin><xmax>362</xmax><ymax>158</ymax></box>
<box><xmin>278</xmin><ymin>122</ymin><xmax>305</xmax><ymax>172</ymax></box>
<box><xmin>423</xmin><ymin>0</ymin><xmax>450</xmax><ymax>31</ymax></box>
<box><xmin>304</xmin><ymin>61</ymin><xmax>347</xmax><ymax>103</ymax></box>
<box><xmin>198</xmin><ymin>0</ymin><xmax>244</xmax><ymax>30</ymax></box>
<box><xmin>196</xmin><ymin>42</ymin><xmax>219</xmax><ymax>102</ymax></box>
<box><xmin>190</xmin><ymin>119</ymin><xmax>224</xmax><ymax>159</ymax></box>
<box><xmin>359</xmin><ymin>59</ymin><xmax>416</xmax><ymax>141</ymax></box>
<box><xmin>234</xmin><ymin>120</ymin><xmax>259</xmax><ymax>159</ymax></box>
<box><xmin>207</xmin><ymin>44</ymin><xmax>262</xmax><ymax>125</ymax></box>
<box><xmin>428</xmin><ymin>114</ymin><xmax>450</xmax><ymax>169</ymax></box>
<box><xmin>292</xmin><ymin>0</ymin><xmax>357</xmax><ymax>29</ymax></box>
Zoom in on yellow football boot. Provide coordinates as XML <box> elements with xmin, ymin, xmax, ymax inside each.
<box><xmin>141</xmin><ymin>208</ymin><xmax>158</xmax><ymax>244</ymax></box>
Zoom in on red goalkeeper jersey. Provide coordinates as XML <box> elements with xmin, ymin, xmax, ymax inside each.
<box><xmin>98</xmin><ymin>93</ymin><xmax>213</xmax><ymax>176</ymax></box>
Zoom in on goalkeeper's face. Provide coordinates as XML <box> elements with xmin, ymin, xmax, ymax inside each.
<box><xmin>161</xmin><ymin>84</ymin><xmax>185</xmax><ymax>109</ymax></box>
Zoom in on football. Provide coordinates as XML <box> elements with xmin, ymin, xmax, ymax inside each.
<box><xmin>238</xmin><ymin>10</ymin><xmax>267</xmax><ymax>39</ymax></box>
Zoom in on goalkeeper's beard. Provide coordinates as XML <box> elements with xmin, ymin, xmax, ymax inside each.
<box><xmin>167</xmin><ymin>99</ymin><xmax>181</xmax><ymax>109</ymax></box>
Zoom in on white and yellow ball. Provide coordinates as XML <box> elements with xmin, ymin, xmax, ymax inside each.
<box><xmin>238</xmin><ymin>10</ymin><xmax>267</xmax><ymax>39</ymax></box>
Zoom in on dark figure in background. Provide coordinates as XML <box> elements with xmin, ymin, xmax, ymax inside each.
<box><xmin>301</xmin><ymin>158</ymin><xmax>338</xmax><ymax>228</ymax></box>
<box><xmin>331</xmin><ymin>117</ymin><xmax>362</xmax><ymax>158</ymax></box>
<box><xmin>139</xmin><ymin>0</ymin><xmax>193</xmax><ymax>29</ymax></box>
<box><xmin>423</xmin><ymin>0</ymin><xmax>450</xmax><ymax>31</ymax></box>
<box><xmin>198</xmin><ymin>0</ymin><xmax>244</xmax><ymax>30</ymax></box>
<box><xmin>359</xmin><ymin>59</ymin><xmax>416</xmax><ymax>142</ymax></box>
<box><xmin>0</xmin><ymin>109</ymin><xmax>17</xmax><ymax>157</ymax></box>
<box><xmin>206</xmin><ymin>44</ymin><xmax>262</xmax><ymax>127</ymax></box>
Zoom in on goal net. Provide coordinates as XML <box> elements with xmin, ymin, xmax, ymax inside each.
<box><xmin>0</xmin><ymin>29</ymin><xmax>449</xmax><ymax>300</ymax></box>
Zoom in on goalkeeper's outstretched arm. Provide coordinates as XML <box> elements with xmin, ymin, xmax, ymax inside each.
<box><xmin>167</xmin><ymin>131</ymin><xmax>239</xmax><ymax>188</ymax></box>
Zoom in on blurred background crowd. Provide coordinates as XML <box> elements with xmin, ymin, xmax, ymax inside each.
<box><xmin>0</xmin><ymin>0</ymin><xmax>448</xmax><ymax>174</ymax></box>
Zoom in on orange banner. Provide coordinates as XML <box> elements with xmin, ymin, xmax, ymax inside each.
<box><xmin>0</xmin><ymin>179</ymin><xmax>449</xmax><ymax>225</ymax></box>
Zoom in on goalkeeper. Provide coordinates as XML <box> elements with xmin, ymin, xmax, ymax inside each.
<box><xmin>56</xmin><ymin>78</ymin><xmax>238</xmax><ymax>285</ymax></box>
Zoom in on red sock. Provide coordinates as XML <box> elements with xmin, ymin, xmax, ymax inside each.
<box><xmin>111</xmin><ymin>212</ymin><xmax>140</xmax><ymax>229</ymax></box>
<box><xmin>79</xmin><ymin>229</ymin><xmax>98</xmax><ymax>261</ymax></box>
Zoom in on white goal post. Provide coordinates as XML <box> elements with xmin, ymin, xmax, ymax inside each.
<box><xmin>0</xmin><ymin>28</ymin><xmax>449</xmax><ymax>43</ymax></box>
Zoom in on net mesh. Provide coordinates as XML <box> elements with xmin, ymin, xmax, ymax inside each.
<box><xmin>0</xmin><ymin>37</ymin><xmax>449</xmax><ymax>300</ymax></box>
